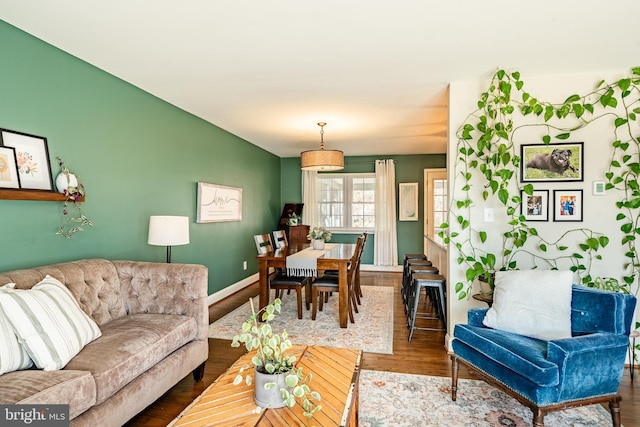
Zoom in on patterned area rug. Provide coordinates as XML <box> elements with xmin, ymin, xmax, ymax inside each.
<box><xmin>359</xmin><ymin>370</ymin><xmax>615</xmax><ymax>426</ymax></box>
<box><xmin>208</xmin><ymin>286</ymin><xmax>394</xmax><ymax>354</ymax></box>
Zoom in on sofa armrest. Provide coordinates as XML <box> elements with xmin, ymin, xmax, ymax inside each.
<box><xmin>468</xmin><ymin>307</ymin><xmax>489</xmax><ymax>327</ymax></box>
<box><xmin>113</xmin><ymin>261</ymin><xmax>209</xmax><ymax>341</ymax></box>
<box><xmin>547</xmin><ymin>333</ymin><xmax>629</xmax><ymax>400</ymax></box>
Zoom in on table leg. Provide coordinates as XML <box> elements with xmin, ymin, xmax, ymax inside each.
<box><xmin>258</xmin><ymin>259</ymin><xmax>270</xmax><ymax>313</ymax></box>
<box><xmin>339</xmin><ymin>263</ymin><xmax>348</xmax><ymax>328</ymax></box>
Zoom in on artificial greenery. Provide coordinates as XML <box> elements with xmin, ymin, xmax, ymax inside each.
<box><xmin>441</xmin><ymin>68</ymin><xmax>640</xmax><ymax>301</ymax></box>
<box><xmin>231</xmin><ymin>298</ymin><xmax>321</xmax><ymax>418</ymax></box>
<box><xmin>55</xmin><ymin>156</ymin><xmax>93</xmax><ymax>239</ymax></box>
<box><xmin>307</xmin><ymin>226</ymin><xmax>332</xmax><ymax>242</ymax></box>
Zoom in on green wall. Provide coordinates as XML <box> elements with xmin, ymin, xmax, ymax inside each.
<box><xmin>0</xmin><ymin>20</ymin><xmax>281</xmax><ymax>294</ymax></box>
<box><xmin>281</xmin><ymin>154</ymin><xmax>447</xmax><ymax>264</ymax></box>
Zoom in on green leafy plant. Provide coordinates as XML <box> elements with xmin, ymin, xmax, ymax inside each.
<box><xmin>307</xmin><ymin>226</ymin><xmax>332</xmax><ymax>242</ymax></box>
<box><xmin>441</xmin><ymin>68</ymin><xmax>640</xmax><ymax>299</ymax></box>
<box><xmin>55</xmin><ymin>157</ymin><xmax>93</xmax><ymax>239</ymax></box>
<box><xmin>231</xmin><ymin>298</ymin><xmax>321</xmax><ymax>418</ymax></box>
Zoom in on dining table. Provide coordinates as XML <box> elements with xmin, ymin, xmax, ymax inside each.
<box><xmin>257</xmin><ymin>242</ymin><xmax>357</xmax><ymax>328</ymax></box>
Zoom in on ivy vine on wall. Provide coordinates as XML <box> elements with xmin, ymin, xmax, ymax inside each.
<box><xmin>441</xmin><ymin>67</ymin><xmax>640</xmax><ymax>301</ymax></box>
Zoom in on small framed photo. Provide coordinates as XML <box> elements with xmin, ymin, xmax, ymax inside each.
<box><xmin>593</xmin><ymin>180</ymin><xmax>606</xmax><ymax>195</ymax></box>
<box><xmin>554</xmin><ymin>190</ymin><xmax>583</xmax><ymax>222</ymax></box>
<box><xmin>521</xmin><ymin>142</ymin><xmax>583</xmax><ymax>182</ymax></box>
<box><xmin>0</xmin><ymin>129</ymin><xmax>54</xmax><ymax>191</ymax></box>
<box><xmin>0</xmin><ymin>146</ymin><xmax>21</xmax><ymax>189</ymax></box>
<box><xmin>399</xmin><ymin>182</ymin><xmax>419</xmax><ymax>221</ymax></box>
<box><xmin>521</xmin><ymin>189</ymin><xmax>549</xmax><ymax>221</ymax></box>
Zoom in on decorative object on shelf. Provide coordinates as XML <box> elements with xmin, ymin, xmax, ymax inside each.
<box><xmin>399</xmin><ymin>182</ymin><xmax>419</xmax><ymax>221</ymax></box>
<box><xmin>147</xmin><ymin>215</ymin><xmax>190</xmax><ymax>263</ymax></box>
<box><xmin>55</xmin><ymin>157</ymin><xmax>93</xmax><ymax>239</ymax></box>
<box><xmin>231</xmin><ymin>297</ymin><xmax>321</xmax><ymax>417</ymax></box>
<box><xmin>287</xmin><ymin>212</ymin><xmax>300</xmax><ymax>226</ymax></box>
<box><xmin>0</xmin><ymin>146</ymin><xmax>20</xmax><ymax>189</ymax></box>
<box><xmin>0</xmin><ymin>128</ymin><xmax>54</xmax><ymax>191</ymax></box>
<box><xmin>300</xmin><ymin>122</ymin><xmax>344</xmax><ymax>171</ymax></box>
<box><xmin>307</xmin><ymin>226</ymin><xmax>332</xmax><ymax>250</ymax></box>
<box><xmin>196</xmin><ymin>182</ymin><xmax>242</xmax><ymax>223</ymax></box>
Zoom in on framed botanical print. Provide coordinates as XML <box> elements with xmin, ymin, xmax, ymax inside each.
<box><xmin>0</xmin><ymin>129</ymin><xmax>54</xmax><ymax>191</ymax></box>
<box><xmin>0</xmin><ymin>146</ymin><xmax>20</xmax><ymax>189</ymax></box>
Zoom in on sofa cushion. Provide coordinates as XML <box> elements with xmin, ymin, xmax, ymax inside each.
<box><xmin>483</xmin><ymin>270</ymin><xmax>573</xmax><ymax>341</ymax></box>
<box><xmin>0</xmin><ymin>276</ymin><xmax>102</xmax><ymax>370</ymax></box>
<box><xmin>64</xmin><ymin>313</ymin><xmax>197</xmax><ymax>405</ymax></box>
<box><xmin>0</xmin><ymin>369</ymin><xmax>96</xmax><ymax>420</ymax></box>
<box><xmin>0</xmin><ymin>284</ymin><xmax>33</xmax><ymax>374</ymax></box>
<box><xmin>454</xmin><ymin>324</ymin><xmax>559</xmax><ymax>387</ymax></box>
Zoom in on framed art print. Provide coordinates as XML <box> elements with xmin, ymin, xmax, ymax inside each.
<box><xmin>0</xmin><ymin>146</ymin><xmax>20</xmax><ymax>189</ymax></box>
<box><xmin>197</xmin><ymin>182</ymin><xmax>242</xmax><ymax>223</ymax></box>
<box><xmin>0</xmin><ymin>129</ymin><xmax>54</xmax><ymax>190</ymax></box>
<box><xmin>554</xmin><ymin>189</ymin><xmax>583</xmax><ymax>222</ymax></box>
<box><xmin>399</xmin><ymin>182</ymin><xmax>419</xmax><ymax>221</ymax></box>
<box><xmin>521</xmin><ymin>189</ymin><xmax>549</xmax><ymax>221</ymax></box>
<box><xmin>520</xmin><ymin>142</ymin><xmax>583</xmax><ymax>182</ymax></box>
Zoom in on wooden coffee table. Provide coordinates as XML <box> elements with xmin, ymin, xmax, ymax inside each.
<box><xmin>169</xmin><ymin>345</ymin><xmax>362</xmax><ymax>427</ymax></box>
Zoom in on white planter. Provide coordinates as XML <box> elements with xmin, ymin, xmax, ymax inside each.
<box><xmin>254</xmin><ymin>368</ymin><xmax>291</xmax><ymax>409</ymax></box>
<box><xmin>312</xmin><ymin>239</ymin><xmax>325</xmax><ymax>250</ymax></box>
<box><xmin>55</xmin><ymin>172</ymin><xmax>78</xmax><ymax>194</ymax></box>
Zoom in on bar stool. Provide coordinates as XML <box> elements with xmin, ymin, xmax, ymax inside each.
<box><xmin>402</xmin><ymin>264</ymin><xmax>438</xmax><ymax>314</ymax></box>
<box><xmin>407</xmin><ymin>273</ymin><xmax>446</xmax><ymax>341</ymax></box>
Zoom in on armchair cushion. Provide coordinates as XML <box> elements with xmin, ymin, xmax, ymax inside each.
<box><xmin>483</xmin><ymin>270</ymin><xmax>573</xmax><ymax>341</ymax></box>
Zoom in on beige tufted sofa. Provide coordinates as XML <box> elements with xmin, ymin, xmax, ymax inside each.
<box><xmin>0</xmin><ymin>259</ymin><xmax>209</xmax><ymax>427</ymax></box>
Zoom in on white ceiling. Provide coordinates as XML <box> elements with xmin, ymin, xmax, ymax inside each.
<box><xmin>1</xmin><ymin>1</ymin><xmax>639</xmax><ymax>157</ymax></box>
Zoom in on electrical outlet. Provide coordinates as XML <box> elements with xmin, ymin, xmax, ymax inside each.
<box><xmin>243</xmin><ymin>261</ymin><xmax>247</xmax><ymax>270</ymax></box>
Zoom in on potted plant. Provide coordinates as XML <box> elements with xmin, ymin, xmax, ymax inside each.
<box><xmin>231</xmin><ymin>297</ymin><xmax>321</xmax><ymax>418</ymax></box>
<box><xmin>307</xmin><ymin>226</ymin><xmax>332</xmax><ymax>250</ymax></box>
<box><xmin>55</xmin><ymin>157</ymin><xmax>93</xmax><ymax>239</ymax></box>
<box><xmin>287</xmin><ymin>212</ymin><xmax>301</xmax><ymax>226</ymax></box>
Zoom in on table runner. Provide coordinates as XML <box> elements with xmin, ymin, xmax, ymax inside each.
<box><xmin>286</xmin><ymin>243</ymin><xmax>337</xmax><ymax>277</ymax></box>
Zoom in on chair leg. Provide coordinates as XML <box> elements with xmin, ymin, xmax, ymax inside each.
<box><xmin>609</xmin><ymin>395</ymin><xmax>622</xmax><ymax>427</ymax></box>
<box><xmin>408</xmin><ymin>281</ymin><xmax>420</xmax><ymax>341</ymax></box>
<box><xmin>296</xmin><ymin>287</ymin><xmax>303</xmax><ymax>319</ymax></box>
<box><xmin>311</xmin><ymin>289</ymin><xmax>318</xmax><ymax>320</ymax></box>
<box><xmin>451</xmin><ymin>355</ymin><xmax>459</xmax><ymax>401</ymax></box>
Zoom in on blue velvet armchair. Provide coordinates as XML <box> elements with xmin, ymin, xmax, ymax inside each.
<box><xmin>451</xmin><ymin>285</ymin><xmax>636</xmax><ymax>427</ymax></box>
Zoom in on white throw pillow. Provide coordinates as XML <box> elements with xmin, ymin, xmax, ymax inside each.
<box><xmin>482</xmin><ymin>270</ymin><xmax>573</xmax><ymax>341</ymax></box>
<box><xmin>0</xmin><ymin>275</ymin><xmax>102</xmax><ymax>370</ymax></box>
<box><xmin>0</xmin><ymin>283</ymin><xmax>34</xmax><ymax>374</ymax></box>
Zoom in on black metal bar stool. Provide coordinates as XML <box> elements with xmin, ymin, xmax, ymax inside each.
<box><xmin>402</xmin><ymin>263</ymin><xmax>438</xmax><ymax>314</ymax></box>
<box><xmin>407</xmin><ymin>273</ymin><xmax>446</xmax><ymax>341</ymax></box>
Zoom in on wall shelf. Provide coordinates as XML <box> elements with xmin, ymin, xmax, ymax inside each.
<box><xmin>0</xmin><ymin>189</ymin><xmax>84</xmax><ymax>202</ymax></box>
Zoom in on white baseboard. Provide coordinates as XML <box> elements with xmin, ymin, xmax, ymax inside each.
<box><xmin>360</xmin><ymin>264</ymin><xmax>403</xmax><ymax>272</ymax></box>
<box><xmin>207</xmin><ymin>273</ymin><xmax>258</xmax><ymax>306</ymax></box>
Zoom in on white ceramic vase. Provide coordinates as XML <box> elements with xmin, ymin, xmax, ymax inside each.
<box><xmin>55</xmin><ymin>172</ymin><xmax>78</xmax><ymax>194</ymax></box>
<box><xmin>253</xmin><ymin>367</ymin><xmax>290</xmax><ymax>409</ymax></box>
<box><xmin>312</xmin><ymin>239</ymin><xmax>325</xmax><ymax>250</ymax></box>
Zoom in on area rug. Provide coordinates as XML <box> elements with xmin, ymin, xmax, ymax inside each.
<box><xmin>208</xmin><ymin>286</ymin><xmax>393</xmax><ymax>354</ymax></box>
<box><xmin>359</xmin><ymin>370</ymin><xmax>615</xmax><ymax>426</ymax></box>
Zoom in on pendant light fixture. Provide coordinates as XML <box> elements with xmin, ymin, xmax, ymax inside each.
<box><xmin>300</xmin><ymin>122</ymin><xmax>344</xmax><ymax>171</ymax></box>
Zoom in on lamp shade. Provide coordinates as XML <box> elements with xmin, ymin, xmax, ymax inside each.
<box><xmin>148</xmin><ymin>216</ymin><xmax>190</xmax><ymax>246</ymax></box>
<box><xmin>300</xmin><ymin>149</ymin><xmax>344</xmax><ymax>171</ymax></box>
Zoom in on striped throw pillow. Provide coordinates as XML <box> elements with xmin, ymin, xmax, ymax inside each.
<box><xmin>0</xmin><ymin>276</ymin><xmax>102</xmax><ymax>370</ymax></box>
<box><xmin>0</xmin><ymin>284</ymin><xmax>34</xmax><ymax>374</ymax></box>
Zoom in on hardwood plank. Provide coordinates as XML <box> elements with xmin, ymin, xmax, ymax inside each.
<box><xmin>126</xmin><ymin>271</ymin><xmax>640</xmax><ymax>427</ymax></box>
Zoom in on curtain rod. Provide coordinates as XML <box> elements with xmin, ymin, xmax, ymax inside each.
<box><xmin>345</xmin><ymin>159</ymin><xmax>397</xmax><ymax>165</ymax></box>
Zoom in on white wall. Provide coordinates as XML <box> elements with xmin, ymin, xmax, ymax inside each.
<box><xmin>446</xmin><ymin>68</ymin><xmax>638</xmax><ymax>346</ymax></box>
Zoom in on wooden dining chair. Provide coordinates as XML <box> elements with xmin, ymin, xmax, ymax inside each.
<box><xmin>253</xmin><ymin>234</ymin><xmax>311</xmax><ymax>319</ymax></box>
<box><xmin>272</xmin><ymin>230</ymin><xmax>288</xmax><ymax>249</ymax></box>
<box><xmin>310</xmin><ymin>235</ymin><xmax>365</xmax><ymax>322</ymax></box>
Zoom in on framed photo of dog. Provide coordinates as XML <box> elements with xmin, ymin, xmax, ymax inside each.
<box><xmin>520</xmin><ymin>142</ymin><xmax>583</xmax><ymax>182</ymax></box>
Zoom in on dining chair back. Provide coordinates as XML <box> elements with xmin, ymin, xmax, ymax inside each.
<box><xmin>254</xmin><ymin>233</ymin><xmax>274</xmax><ymax>255</ymax></box>
<box><xmin>273</xmin><ymin>230</ymin><xmax>288</xmax><ymax>249</ymax></box>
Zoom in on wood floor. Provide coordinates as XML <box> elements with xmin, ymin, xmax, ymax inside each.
<box><xmin>125</xmin><ymin>271</ymin><xmax>639</xmax><ymax>427</ymax></box>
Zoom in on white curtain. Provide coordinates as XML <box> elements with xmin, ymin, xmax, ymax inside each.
<box><xmin>374</xmin><ymin>159</ymin><xmax>398</xmax><ymax>266</ymax></box>
<box><xmin>301</xmin><ymin>170</ymin><xmax>318</xmax><ymax>227</ymax></box>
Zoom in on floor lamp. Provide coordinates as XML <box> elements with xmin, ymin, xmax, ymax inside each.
<box><xmin>147</xmin><ymin>215</ymin><xmax>190</xmax><ymax>263</ymax></box>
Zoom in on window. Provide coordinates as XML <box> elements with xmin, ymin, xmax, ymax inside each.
<box><xmin>426</xmin><ymin>171</ymin><xmax>447</xmax><ymax>245</ymax></box>
<box><xmin>316</xmin><ymin>173</ymin><xmax>375</xmax><ymax>232</ymax></box>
